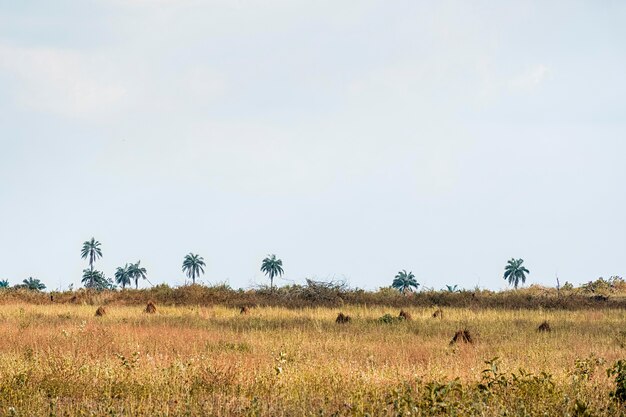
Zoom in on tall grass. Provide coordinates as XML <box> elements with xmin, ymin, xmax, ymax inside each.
<box><xmin>0</xmin><ymin>303</ymin><xmax>624</xmax><ymax>415</ymax></box>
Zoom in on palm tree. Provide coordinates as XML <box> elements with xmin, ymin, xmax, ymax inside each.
<box><xmin>260</xmin><ymin>254</ymin><xmax>284</xmax><ymax>291</ymax></box>
<box><xmin>81</xmin><ymin>238</ymin><xmax>102</xmax><ymax>272</ymax></box>
<box><xmin>0</xmin><ymin>280</ymin><xmax>9</xmax><ymax>289</ymax></box>
<box><xmin>445</xmin><ymin>284</ymin><xmax>459</xmax><ymax>293</ymax></box>
<box><xmin>22</xmin><ymin>277</ymin><xmax>46</xmax><ymax>291</ymax></box>
<box><xmin>82</xmin><ymin>269</ymin><xmax>107</xmax><ymax>289</ymax></box>
<box><xmin>392</xmin><ymin>270</ymin><xmax>419</xmax><ymax>294</ymax></box>
<box><xmin>504</xmin><ymin>258</ymin><xmax>530</xmax><ymax>289</ymax></box>
<box><xmin>128</xmin><ymin>261</ymin><xmax>147</xmax><ymax>289</ymax></box>
<box><xmin>182</xmin><ymin>253</ymin><xmax>205</xmax><ymax>284</ymax></box>
<box><xmin>115</xmin><ymin>264</ymin><xmax>131</xmax><ymax>290</ymax></box>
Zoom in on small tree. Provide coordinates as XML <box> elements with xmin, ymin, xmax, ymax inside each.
<box><xmin>115</xmin><ymin>264</ymin><xmax>131</xmax><ymax>290</ymax></box>
<box><xmin>182</xmin><ymin>253</ymin><xmax>205</xmax><ymax>284</ymax></box>
<box><xmin>261</xmin><ymin>254</ymin><xmax>284</xmax><ymax>291</ymax></box>
<box><xmin>0</xmin><ymin>280</ymin><xmax>9</xmax><ymax>289</ymax></box>
<box><xmin>22</xmin><ymin>277</ymin><xmax>46</xmax><ymax>291</ymax></box>
<box><xmin>128</xmin><ymin>261</ymin><xmax>147</xmax><ymax>289</ymax></box>
<box><xmin>504</xmin><ymin>258</ymin><xmax>530</xmax><ymax>289</ymax></box>
<box><xmin>392</xmin><ymin>270</ymin><xmax>419</xmax><ymax>294</ymax></box>
<box><xmin>81</xmin><ymin>269</ymin><xmax>110</xmax><ymax>290</ymax></box>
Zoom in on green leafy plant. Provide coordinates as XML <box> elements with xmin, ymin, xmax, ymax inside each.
<box><xmin>392</xmin><ymin>270</ymin><xmax>419</xmax><ymax>294</ymax></box>
<box><xmin>261</xmin><ymin>254</ymin><xmax>284</xmax><ymax>291</ymax></box>
<box><xmin>607</xmin><ymin>360</ymin><xmax>626</xmax><ymax>403</ymax></box>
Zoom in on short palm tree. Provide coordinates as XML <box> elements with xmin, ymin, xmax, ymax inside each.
<box><xmin>0</xmin><ymin>279</ymin><xmax>9</xmax><ymax>289</ymax></box>
<box><xmin>115</xmin><ymin>264</ymin><xmax>131</xmax><ymax>290</ymax></box>
<box><xmin>392</xmin><ymin>270</ymin><xmax>419</xmax><ymax>294</ymax></box>
<box><xmin>128</xmin><ymin>261</ymin><xmax>147</xmax><ymax>289</ymax></box>
<box><xmin>22</xmin><ymin>277</ymin><xmax>46</xmax><ymax>291</ymax></box>
<box><xmin>504</xmin><ymin>258</ymin><xmax>530</xmax><ymax>289</ymax></box>
<box><xmin>81</xmin><ymin>238</ymin><xmax>102</xmax><ymax>272</ymax></box>
<box><xmin>445</xmin><ymin>284</ymin><xmax>459</xmax><ymax>293</ymax></box>
<box><xmin>82</xmin><ymin>269</ymin><xmax>107</xmax><ymax>289</ymax></box>
<box><xmin>182</xmin><ymin>253</ymin><xmax>205</xmax><ymax>284</ymax></box>
<box><xmin>260</xmin><ymin>254</ymin><xmax>284</xmax><ymax>291</ymax></box>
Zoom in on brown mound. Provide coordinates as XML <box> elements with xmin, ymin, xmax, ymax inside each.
<box><xmin>537</xmin><ymin>321</ymin><xmax>551</xmax><ymax>332</ymax></box>
<box><xmin>450</xmin><ymin>329</ymin><xmax>473</xmax><ymax>345</ymax></box>
<box><xmin>145</xmin><ymin>301</ymin><xmax>157</xmax><ymax>314</ymax></box>
<box><xmin>399</xmin><ymin>310</ymin><xmax>412</xmax><ymax>321</ymax></box>
<box><xmin>240</xmin><ymin>306</ymin><xmax>250</xmax><ymax>315</ymax></box>
<box><xmin>432</xmin><ymin>308</ymin><xmax>443</xmax><ymax>319</ymax></box>
<box><xmin>70</xmin><ymin>295</ymin><xmax>78</xmax><ymax>304</ymax></box>
<box><xmin>336</xmin><ymin>312</ymin><xmax>351</xmax><ymax>324</ymax></box>
<box><xmin>95</xmin><ymin>306</ymin><xmax>107</xmax><ymax>317</ymax></box>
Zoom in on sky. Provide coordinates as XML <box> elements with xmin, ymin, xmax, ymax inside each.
<box><xmin>1</xmin><ymin>0</ymin><xmax>625</xmax><ymax>291</ymax></box>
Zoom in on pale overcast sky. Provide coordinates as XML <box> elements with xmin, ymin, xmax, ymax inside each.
<box><xmin>1</xmin><ymin>1</ymin><xmax>625</xmax><ymax>291</ymax></box>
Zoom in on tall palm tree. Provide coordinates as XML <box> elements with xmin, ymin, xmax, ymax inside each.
<box><xmin>128</xmin><ymin>261</ymin><xmax>147</xmax><ymax>289</ymax></box>
<box><xmin>182</xmin><ymin>253</ymin><xmax>205</xmax><ymax>284</ymax></box>
<box><xmin>115</xmin><ymin>264</ymin><xmax>131</xmax><ymax>290</ymax></box>
<box><xmin>392</xmin><ymin>270</ymin><xmax>419</xmax><ymax>294</ymax></box>
<box><xmin>260</xmin><ymin>254</ymin><xmax>284</xmax><ymax>291</ymax></box>
<box><xmin>22</xmin><ymin>277</ymin><xmax>46</xmax><ymax>291</ymax></box>
<box><xmin>504</xmin><ymin>258</ymin><xmax>530</xmax><ymax>289</ymax></box>
<box><xmin>81</xmin><ymin>238</ymin><xmax>102</xmax><ymax>272</ymax></box>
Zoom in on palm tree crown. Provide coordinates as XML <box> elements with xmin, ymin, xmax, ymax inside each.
<box><xmin>115</xmin><ymin>264</ymin><xmax>131</xmax><ymax>290</ymax></box>
<box><xmin>81</xmin><ymin>238</ymin><xmax>102</xmax><ymax>271</ymax></box>
<box><xmin>22</xmin><ymin>277</ymin><xmax>46</xmax><ymax>291</ymax></box>
<box><xmin>128</xmin><ymin>261</ymin><xmax>148</xmax><ymax>289</ymax></box>
<box><xmin>81</xmin><ymin>269</ymin><xmax>108</xmax><ymax>290</ymax></box>
<box><xmin>392</xmin><ymin>270</ymin><xmax>419</xmax><ymax>294</ymax></box>
<box><xmin>260</xmin><ymin>254</ymin><xmax>284</xmax><ymax>290</ymax></box>
<box><xmin>504</xmin><ymin>258</ymin><xmax>530</xmax><ymax>289</ymax></box>
<box><xmin>182</xmin><ymin>253</ymin><xmax>205</xmax><ymax>284</ymax></box>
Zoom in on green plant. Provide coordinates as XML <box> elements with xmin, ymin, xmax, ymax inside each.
<box><xmin>0</xmin><ymin>279</ymin><xmax>9</xmax><ymax>288</ymax></box>
<box><xmin>182</xmin><ymin>253</ymin><xmax>206</xmax><ymax>284</ymax></box>
<box><xmin>504</xmin><ymin>258</ymin><xmax>530</xmax><ymax>289</ymax></box>
<box><xmin>80</xmin><ymin>237</ymin><xmax>102</xmax><ymax>272</ymax></box>
<box><xmin>81</xmin><ymin>269</ymin><xmax>112</xmax><ymax>290</ymax></box>
<box><xmin>115</xmin><ymin>264</ymin><xmax>131</xmax><ymax>289</ymax></box>
<box><xmin>128</xmin><ymin>261</ymin><xmax>148</xmax><ymax>289</ymax></box>
<box><xmin>392</xmin><ymin>270</ymin><xmax>419</xmax><ymax>294</ymax></box>
<box><xmin>607</xmin><ymin>360</ymin><xmax>626</xmax><ymax>403</ymax></box>
<box><xmin>261</xmin><ymin>254</ymin><xmax>284</xmax><ymax>291</ymax></box>
<box><xmin>21</xmin><ymin>277</ymin><xmax>46</xmax><ymax>291</ymax></box>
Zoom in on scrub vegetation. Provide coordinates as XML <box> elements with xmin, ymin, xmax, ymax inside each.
<box><xmin>0</xmin><ymin>298</ymin><xmax>626</xmax><ymax>416</ymax></box>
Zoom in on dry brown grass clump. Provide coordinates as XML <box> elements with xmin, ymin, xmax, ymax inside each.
<box><xmin>335</xmin><ymin>312</ymin><xmax>351</xmax><ymax>324</ymax></box>
<box><xmin>432</xmin><ymin>308</ymin><xmax>443</xmax><ymax>319</ymax></box>
<box><xmin>94</xmin><ymin>306</ymin><xmax>107</xmax><ymax>317</ymax></box>
<box><xmin>69</xmin><ymin>295</ymin><xmax>78</xmax><ymax>304</ymax></box>
<box><xmin>145</xmin><ymin>301</ymin><xmax>157</xmax><ymax>314</ymax></box>
<box><xmin>537</xmin><ymin>320</ymin><xmax>551</xmax><ymax>332</ymax></box>
<box><xmin>240</xmin><ymin>306</ymin><xmax>250</xmax><ymax>315</ymax></box>
<box><xmin>399</xmin><ymin>309</ymin><xmax>412</xmax><ymax>321</ymax></box>
<box><xmin>450</xmin><ymin>329</ymin><xmax>473</xmax><ymax>345</ymax></box>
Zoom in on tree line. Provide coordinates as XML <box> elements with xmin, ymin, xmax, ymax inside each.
<box><xmin>1</xmin><ymin>238</ymin><xmax>530</xmax><ymax>292</ymax></box>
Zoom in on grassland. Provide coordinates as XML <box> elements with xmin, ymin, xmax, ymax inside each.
<box><xmin>0</xmin><ymin>302</ymin><xmax>625</xmax><ymax>416</ymax></box>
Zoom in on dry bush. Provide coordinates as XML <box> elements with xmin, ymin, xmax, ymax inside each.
<box><xmin>399</xmin><ymin>310</ymin><xmax>412</xmax><ymax>321</ymax></box>
<box><xmin>94</xmin><ymin>306</ymin><xmax>107</xmax><ymax>316</ymax></box>
<box><xmin>145</xmin><ymin>301</ymin><xmax>157</xmax><ymax>314</ymax></box>
<box><xmin>335</xmin><ymin>312</ymin><xmax>351</xmax><ymax>324</ymax></box>
<box><xmin>450</xmin><ymin>329</ymin><xmax>473</xmax><ymax>345</ymax></box>
<box><xmin>537</xmin><ymin>321</ymin><xmax>551</xmax><ymax>332</ymax></box>
<box><xmin>240</xmin><ymin>306</ymin><xmax>250</xmax><ymax>315</ymax></box>
<box><xmin>432</xmin><ymin>308</ymin><xmax>443</xmax><ymax>319</ymax></box>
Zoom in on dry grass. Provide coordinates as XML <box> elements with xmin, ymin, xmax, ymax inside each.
<box><xmin>0</xmin><ymin>303</ymin><xmax>624</xmax><ymax>415</ymax></box>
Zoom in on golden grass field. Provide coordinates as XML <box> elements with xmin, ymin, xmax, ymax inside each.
<box><xmin>1</xmin><ymin>303</ymin><xmax>625</xmax><ymax>416</ymax></box>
